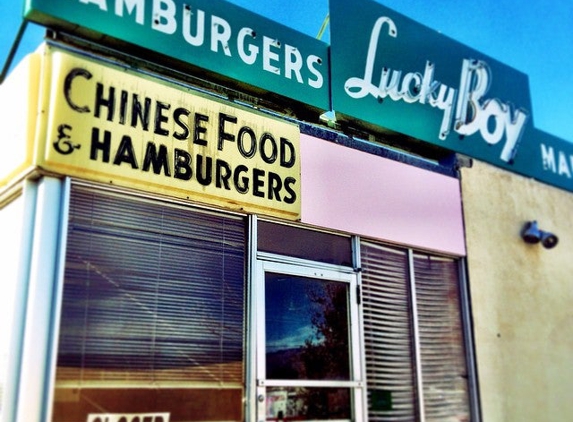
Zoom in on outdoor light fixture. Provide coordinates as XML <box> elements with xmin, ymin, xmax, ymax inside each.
<box><xmin>521</xmin><ymin>221</ymin><xmax>559</xmax><ymax>249</ymax></box>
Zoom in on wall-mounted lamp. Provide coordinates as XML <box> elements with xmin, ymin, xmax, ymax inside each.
<box><xmin>521</xmin><ymin>221</ymin><xmax>559</xmax><ymax>249</ymax></box>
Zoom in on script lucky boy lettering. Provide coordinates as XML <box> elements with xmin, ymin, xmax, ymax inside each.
<box><xmin>344</xmin><ymin>16</ymin><xmax>529</xmax><ymax>163</ymax></box>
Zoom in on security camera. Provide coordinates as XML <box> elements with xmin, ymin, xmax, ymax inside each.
<box><xmin>521</xmin><ymin>221</ymin><xmax>558</xmax><ymax>249</ymax></box>
<box><xmin>521</xmin><ymin>221</ymin><xmax>541</xmax><ymax>244</ymax></box>
<box><xmin>541</xmin><ymin>232</ymin><xmax>558</xmax><ymax>249</ymax></box>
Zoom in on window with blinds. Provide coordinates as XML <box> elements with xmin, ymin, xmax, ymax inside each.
<box><xmin>361</xmin><ymin>241</ymin><xmax>471</xmax><ymax>422</ymax></box>
<box><xmin>414</xmin><ymin>253</ymin><xmax>470</xmax><ymax>421</ymax></box>
<box><xmin>361</xmin><ymin>243</ymin><xmax>419</xmax><ymax>421</ymax></box>
<box><xmin>52</xmin><ymin>185</ymin><xmax>246</xmax><ymax>422</ymax></box>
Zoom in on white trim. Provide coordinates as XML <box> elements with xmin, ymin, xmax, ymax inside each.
<box><xmin>351</xmin><ymin>236</ymin><xmax>368</xmax><ymax>422</ymax></box>
<box><xmin>15</xmin><ymin>177</ymin><xmax>65</xmax><ymax>422</ymax></box>
<box><xmin>1</xmin><ymin>180</ymin><xmax>38</xmax><ymax>422</ymax></box>
<box><xmin>459</xmin><ymin>258</ymin><xmax>482</xmax><ymax>422</ymax></box>
<box><xmin>254</xmin><ymin>255</ymin><xmax>365</xmax><ymax>421</ymax></box>
<box><xmin>246</xmin><ymin>214</ymin><xmax>258</xmax><ymax>422</ymax></box>
<box><xmin>44</xmin><ymin>178</ymin><xmax>71</xmax><ymax>422</ymax></box>
<box><xmin>254</xmin><ymin>257</ymin><xmax>266</xmax><ymax>422</ymax></box>
<box><xmin>258</xmin><ymin>256</ymin><xmax>356</xmax><ymax>280</ymax></box>
<box><xmin>257</xmin><ymin>251</ymin><xmax>356</xmax><ymax>274</ymax></box>
<box><xmin>259</xmin><ymin>380</ymin><xmax>364</xmax><ymax>388</ymax></box>
<box><xmin>408</xmin><ymin>249</ymin><xmax>426</xmax><ymax>422</ymax></box>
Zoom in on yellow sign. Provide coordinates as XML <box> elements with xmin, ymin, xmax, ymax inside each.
<box><xmin>40</xmin><ymin>47</ymin><xmax>301</xmax><ymax>219</ymax></box>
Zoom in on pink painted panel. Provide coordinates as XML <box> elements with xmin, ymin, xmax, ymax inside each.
<box><xmin>300</xmin><ymin>134</ymin><xmax>466</xmax><ymax>256</ymax></box>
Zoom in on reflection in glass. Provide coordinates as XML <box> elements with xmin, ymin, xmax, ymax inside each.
<box><xmin>266</xmin><ymin>387</ymin><xmax>350</xmax><ymax>421</ymax></box>
<box><xmin>265</xmin><ymin>273</ymin><xmax>350</xmax><ymax>381</ymax></box>
<box><xmin>258</xmin><ymin>221</ymin><xmax>353</xmax><ymax>266</ymax></box>
<box><xmin>53</xmin><ymin>187</ymin><xmax>246</xmax><ymax>422</ymax></box>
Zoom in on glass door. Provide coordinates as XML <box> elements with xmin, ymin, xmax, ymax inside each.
<box><xmin>254</xmin><ymin>258</ymin><xmax>365</xmax><ymax>422</ymax></box>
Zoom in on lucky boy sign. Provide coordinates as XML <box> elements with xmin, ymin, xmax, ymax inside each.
<box><xmin>330</xmin><ymin>0</ymin><xmax>532</xmax><ymax>167</ymax></box>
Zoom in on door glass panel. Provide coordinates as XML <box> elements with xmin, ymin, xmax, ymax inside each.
<box><xmin>265</xmin><ymin>273</ymin><xmax>350</xmax><ymax>381</ymax></box>
<box><xmin>266</xmin><ymin>387</ymin><xmax>351</xmax><ymax>421</ymax></box>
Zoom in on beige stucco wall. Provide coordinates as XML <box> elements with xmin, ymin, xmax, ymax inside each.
<box><xmin>460</xmin><ymin>160</ymin><xmax>573</xmax><ymax>421</ymax></box>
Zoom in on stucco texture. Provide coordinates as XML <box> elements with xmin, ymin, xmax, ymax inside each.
<box><xmin>461</xmin><ymin>160</ymin><xmax>573</xmax><ymax>421</ymax></box>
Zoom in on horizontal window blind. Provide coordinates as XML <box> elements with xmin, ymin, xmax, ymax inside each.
<box><xmin>56</xmin><ymin>185</ymin><xmax>246</xmax><ymax>386</ymax></box>
<box><xmin>361</xmin><ymin>242</ymin><xmax>418</xmax><ymax>421</ymax></box>
<box><xmin>361</xmin><ymin>241</ymin><xmax>471</xmax><ymax>421</ymax></box>
<box><xmin>414</xmin><ymin>253</ymin><xmax>470</xmax><ymax>422</ymax></box>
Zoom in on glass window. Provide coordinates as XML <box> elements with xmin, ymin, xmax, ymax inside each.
<box><xmin>413</xmin><ymin>253</ymin><xmax>470</xmax><ymax>421</ymax></box>
<box><xmin>361</xmin><ymin>243</ymin><xmax>419</xmax><ymax>420</ymax></box>
<box><xmin>266</xmin><ymin>387</ymin><xmax>351</xmax><ymax>421</ymax></box>
<box><xmin>258</xmin><ymin>220</ymin><xmax>353</xmax><ymax>266</ymax></box>
<box><xmin>360</xmin><ymin>240</ymin><xmax>471</xmax><ymax>421</ymax></box>
<box><xmin>265</xmin><ymin>273</ymin><xmax>350</xmax><ymax>381</ymax></box>
<box><xmin>52</xmin><ymin>186</ymin><xmax>246</xmax><ymax>422</ymax></box>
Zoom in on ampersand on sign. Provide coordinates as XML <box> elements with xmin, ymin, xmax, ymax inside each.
<box><xmin>53</xmin><ymin>124</ymin><xmax>81</xmax><ymax>155</ymax></box>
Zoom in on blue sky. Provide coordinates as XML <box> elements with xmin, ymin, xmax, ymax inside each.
<box><xmin>2</xmin><ymin>0</ymin><xmax>571</xmax><ymax>142</ymax></box>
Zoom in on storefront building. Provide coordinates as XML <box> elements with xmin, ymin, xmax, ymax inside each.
<box><xmin>1</xmin><ymin>1</ymin><xmax>571</xmax><ymax>422</ymax></box>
